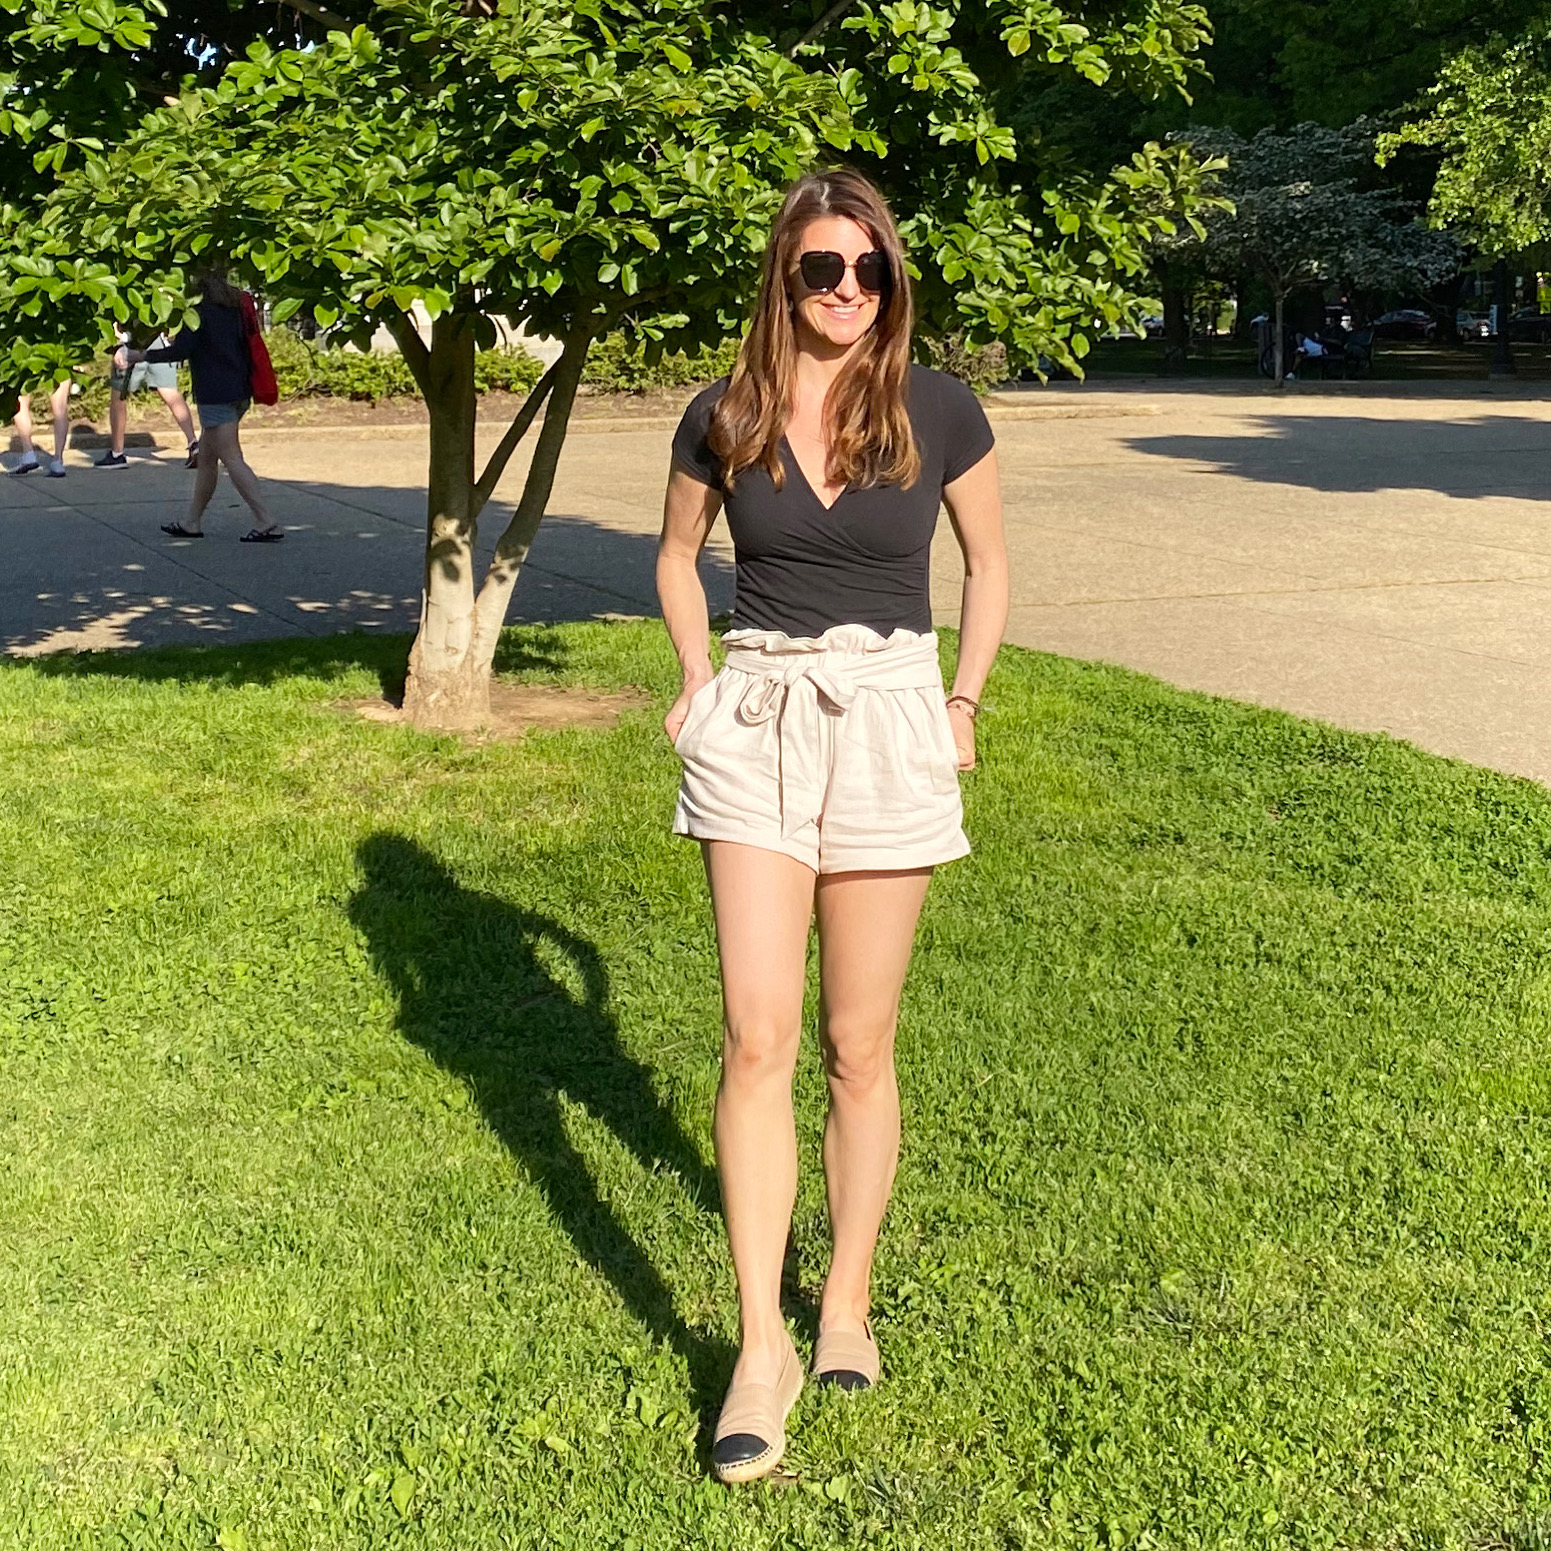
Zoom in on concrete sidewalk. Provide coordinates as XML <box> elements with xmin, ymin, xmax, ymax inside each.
<box><xmin>6</xmin><ymin>384</ymin><xmax>1551</xmax><ymax>785</ymax></box>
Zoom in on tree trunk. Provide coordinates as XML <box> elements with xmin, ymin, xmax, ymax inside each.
<box><xmin>402</xmin><ymin>313</ymin><xmax>486</xmax><ymax>728</ymax></box>
<box><xmin>399</xmin><ymin>319</ymin><xmax>592</xmax><ymax>731</ymax></box>
<box><xmin>1232</xmin><ymin>274</ymin><xmax>1254</xmax><ymax>343</ymax></box>
<box><xmin>1432</xmin><ymin>270</ymin><xmax>1465</xmax><ymax>345</ymax></box>
<box><xmin>1161</xmin><ymin>274</ymin><xmax>1189</xmax><ymax>374</ymax></box>
<box><xmin>1490</xmin><ymin>257</ymin><xmax>1517</xmax><ymax>378</ymax></box>
<box><xmin>464</xmin><ymin>328</ymin><xmax>592</xmax><ymax>683</ymax></box>
<box><xmin>1274</xmin><ymin>290</ymin><xmax>1286</xmax><ymax>386</ymax></box>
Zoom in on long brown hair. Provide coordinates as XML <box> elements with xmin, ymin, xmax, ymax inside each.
<box><xmin>709</xmin><ymin>168</ymin><xmax>919</xmax><ymax>492</ymax></box>
<box><xmin>193</xmin><ymin>269</ymin><xmax>244</xmax><ymax>310</ymax></box>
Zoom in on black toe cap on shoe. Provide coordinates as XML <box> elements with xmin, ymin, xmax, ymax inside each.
<box><xmin>712</xmin><ymin>1432</ymin><xmax>771</xmax><ymax>1468</ymax></box>
<box><xmin>815</xmin><ymin>1369</ymin><xmax>871</xmax><ymax>1391</ymax></box>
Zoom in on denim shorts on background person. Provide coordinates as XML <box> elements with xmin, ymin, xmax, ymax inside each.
<box><xmin>198</xmin><ymin>399</ymin><xmax>250</xmax><ymax>427</ymax></box>
<box><xmin>109</xmin><ymin>359</ymin><xmax>177</xmax><ymax>396</ymax></box>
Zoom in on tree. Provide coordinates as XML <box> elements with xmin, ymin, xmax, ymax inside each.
<box><xmin>0</xmin><ymin>0</ymin><xmax>169</xmax><ymax>413</ymax></box>
<box><xmin>1172</xmin><ymin>121</ymin><xmax>1460</xmax><ymax>382</ymax></box>
<box><xmin>1380</xmin><ymin>21</ymin><xmax>1551</xmax><ymax>255</ymax></box>
<box><xmin>0</xmin><ymin>0</ymin><xmax>399</xmax><ymax>415</ymax></box>
<box><xmin>28</xmin><ymin>0</ymin><xmax>1221</xmax><ymax>727</ymax></box>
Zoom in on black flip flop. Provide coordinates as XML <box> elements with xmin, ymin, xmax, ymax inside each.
<box><xmin>161</xmin><ymin>522</ymin><xmax>204</xmax><ymax>538</ymax></box>
<box><xmin>239</xmin><ymin>527</ymin><xmax>285</xmax><ymax>543</ymax></box>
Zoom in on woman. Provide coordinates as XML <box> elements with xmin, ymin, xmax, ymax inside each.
<box><xmin>116</xmin><ymin>272</ymin><xmax>281</xmax><ymax>541</ymax></box>
<box><xmin>657</xmin><ymin>168</ymin><xmax>1008</xmax><ymax>1483</ymax></box>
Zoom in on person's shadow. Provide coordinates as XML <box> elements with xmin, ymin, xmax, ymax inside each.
<box><xmin>348</xmin><ymin>833</ymin><xmax>731</xmax><ymax>1423</ymax></box>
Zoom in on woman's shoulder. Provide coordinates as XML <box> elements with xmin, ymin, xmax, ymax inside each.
<box><xmin>674</xmin><ymin>375</ymin><xmax>731</xmax><ymax>444</ymax></box>
<box><xmin>672</xmin><ymin>377</ymin><xmax>732</xmax><ymax>485</ymax></box>
<box><xmin>907</xmin><ymin>363</ymin><xmax>983</xmax><ymax>410</ymax></box>
<box><xmin>682</xmin><ymin>375</ymin><xmax>731</xmax><ymax>421</ymax></box>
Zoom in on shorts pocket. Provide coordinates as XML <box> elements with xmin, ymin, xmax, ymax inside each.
<box><xmin>672</xmin><ymin>674</ymin><xmax>721</xmax><ymax>760</ymax></box>
<box><xmin>922</xmin><ymin>696</ymin><xmax>963</xmax><ymax>797</ymax></box>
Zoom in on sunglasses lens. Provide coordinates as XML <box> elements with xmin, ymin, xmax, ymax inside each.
<box><xmin>855</xmin><ymin>251</ymin><xmax>889</xmax><ymax>292</ymax></box>
<box><xmin>798</xmin><ymin>251</ymin><xmax>845</xmax><ymax>292</ymax></box>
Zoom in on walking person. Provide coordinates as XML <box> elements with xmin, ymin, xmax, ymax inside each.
<box><xmin>114</xmin><ymin>271</ymin><xmax>282</xmax><ymax>541</ymax></box>
<box><xmin>656</xmin><ymin>167</ymin><xmax>1009</xmax><ymax>1483</ymax></box>
<box><xmin>96</xmin><ymin>325</ymin><xmax>199</xmax><ymax>469</ymax></box>
<box><xmin>9</xmin><ymin>378</ymin><xmax>71</xmax><ymax>477</ymax></box>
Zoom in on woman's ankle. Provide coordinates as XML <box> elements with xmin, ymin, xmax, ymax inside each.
<box><xmin>818</xmin><ymin>1290</ymin><xmax>871</xmax><ymax>1332</ymax></box>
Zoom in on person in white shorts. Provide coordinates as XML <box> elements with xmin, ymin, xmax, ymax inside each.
<box><xmin>657</xmin><ymin>167</ymin><xmax>1009</xmax><ymax>1483</ymax></box>
<box><xmin>96</xmin><ymin>327</ymin><xmax>199</xmax><ymax>469</ymax></box>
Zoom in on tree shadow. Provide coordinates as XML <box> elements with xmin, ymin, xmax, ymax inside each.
<box><xmin>17</xmin><ymin>626</ymin><xmax>566</xmax><ymax>700</ymax></box>
<box><xmin>347</xmin><ymin>832</ymin><xmax>732</xmax><ymax>1427</ymax></box>
<box><xmin>1</xmin><ymin>472</ymin><xmax>734</xmax><ymax>671</ymax></box>
<box><xmin>1125</xmin><ymin>414</ymin><xmax>1551</xmax><ymax>501</ymax></box>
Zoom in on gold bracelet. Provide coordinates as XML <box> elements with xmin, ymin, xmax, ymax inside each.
<box><xmin>946</xmin><ymin>694</ymin><xmax>980</xmax><ymax>720</ymax></box>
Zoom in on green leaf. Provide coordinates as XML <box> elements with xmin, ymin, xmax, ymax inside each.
<box><xmin>389</xmin><ymin>1471</ymin><xmax>415</xmax><ymax>1517</ymax></box>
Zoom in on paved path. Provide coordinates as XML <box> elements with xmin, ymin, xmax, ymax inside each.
<box><xmin>6</xmin><ymin>383</ymin><xmax>1551</xmax><ymax>784</ymax></box>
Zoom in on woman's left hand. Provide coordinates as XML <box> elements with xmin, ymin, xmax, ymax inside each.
<box><xmin>948</xmin><ymin>703</ymin><xmax>976</xmax><ymax>770</ymax></box>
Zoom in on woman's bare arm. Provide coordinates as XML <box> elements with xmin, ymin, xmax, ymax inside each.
<box><xmin>656</xmin><ymin>465</ymin><xmax>724</xmax><ymax>742</ymax></box>
<box><xmin>942</xmin><ymin>448</ymin><xmax>1009</xmax><ymax>768</ymax></box>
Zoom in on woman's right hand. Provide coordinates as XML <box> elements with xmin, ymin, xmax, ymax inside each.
<box><xmin>665</xmin><ymin>668</ymin><xmax>713</xmax><ymax>746</ymax></box>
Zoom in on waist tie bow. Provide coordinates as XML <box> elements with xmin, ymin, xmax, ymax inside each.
<box><xmin>722</xmin><ymin>632</ymin><xmax>943</xmax><ymax>840</ymax></box>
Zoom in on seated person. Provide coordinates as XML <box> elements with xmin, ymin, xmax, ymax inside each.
<box><xmin>1289</xmin><ymin>332</ymin><xmax>1327</xmax><ymax>379</ymax></box>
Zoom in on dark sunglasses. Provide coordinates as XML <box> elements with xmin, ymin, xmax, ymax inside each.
<box><xmin>796</xmin><ymin>249</ymin><xmax>890</xmax><ymax>294</ymax></box>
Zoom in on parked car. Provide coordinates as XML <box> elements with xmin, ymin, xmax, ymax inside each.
<box><xmin>1508</xmin><ymin>308</ymin><xmax>1551</xmax><ymax>343</ymax></box>
<box><xmin>1141</xmin><ymin>314</ymin><xmax>1165</xmax><ymax>338</ymax></box>
<box><xmin>1372</xmin><ymin>309</ymin><xmax>1437</xmax><ymax>341</ymax></box>
<box><xmin>1456</xmin><ymin>310</ymin><xmax>1491</xmax><ymax>339</ymax></box>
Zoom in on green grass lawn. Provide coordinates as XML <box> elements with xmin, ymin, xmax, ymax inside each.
<box><xmin>6</xmin><ymin>622</ymin><xmax>1551</xmax><ymax>1549</ymax></box>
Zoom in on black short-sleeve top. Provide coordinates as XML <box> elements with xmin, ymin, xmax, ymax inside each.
<box><xmin>671</xmin><ymin>364</ymin><xmax>994</xmax><ymax>637</ymax></box>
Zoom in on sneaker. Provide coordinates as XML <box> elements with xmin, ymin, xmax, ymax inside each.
<box><xmin>8</xmin><ymin>455</ymin><xmax>38</xmax><ymax>477</ymax></box>
<box><xmin>95</xmin><ymin>450</ymin><xmax>128</xmax><ymax>470</ymax></box>
<box><xmin>45</xmin><ymin>458</ymin><xmax>67</xmax><ymax>478</ymax></box>
<box><xmin>184</xmin><ymin>440</ymin><xmax>200</xmax><ymax>469</ymax></box>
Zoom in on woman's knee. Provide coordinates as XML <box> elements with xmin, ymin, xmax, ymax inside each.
<box><xmin>822</xmin><ymin>1016</ymin><xmax>896</xmax><ymax>1095</ymax></box>
<box><xmin>721</xmin><ymin>1016</ymin><xmax>800</xmax><ymax>1087</ymax></box>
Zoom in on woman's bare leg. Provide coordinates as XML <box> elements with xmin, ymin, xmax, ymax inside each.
<box><xmin>157</xmin><ymin>386</ymin><xmax>197</xmax><ymax>450</ymax></box>
<box><xmin>210</xmin><ymin>422</ymin><xmax>271</xmax><ymax>528</ymax></box>
<box><xmin>704</xmin><ymin>839</ymin><xmax>816</xmax><ymax>1388</ymax></box>
<box><xmin>814</xmin><ymin>867</ymin><xmax>933</xmax><ymax>1335</ymax></box>
<box><xmin>183</xmin><ymin>422</ymin><xmax>223</xmax><ymax>531</ymax></box>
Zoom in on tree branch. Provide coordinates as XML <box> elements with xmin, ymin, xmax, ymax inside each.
<box><xmin>384</xmin><ymin>307</ymin><xmax>432</xmax><ymax>397</ymax></box>
<box><xmin>471</xmin><ymin>358</ymin><xmax>562</xmax><ymax>521</ymax></box>
<box><xmin>486</xmin><ymin>327</ymin><xmax>593</xmax><ymax>569</ymax></box>
<box><xmin>786</xmin><ymin>0</ymin><xmax>860</xmax><ymax>56</ymax></box>
<box><xmin>278</xmin><ymin>0</ymin><xmax>353</xmax><ymax>34</ymax></box>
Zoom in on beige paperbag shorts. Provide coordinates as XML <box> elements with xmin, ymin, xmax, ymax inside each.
<box><xmin>672</xmin><ymin>624</ymin><xmax>970</xmax><ymax>874</ymax></box>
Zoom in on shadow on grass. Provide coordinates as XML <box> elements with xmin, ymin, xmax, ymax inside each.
<box><xmin>13</xmin><ymin>627</ymin><xmax>568</xmax><ymax>700</ymax></box>
<box><xmin>348</xmin><ymin>832</ymin><xmax>731</xmax><ymax>1425</ymax></box>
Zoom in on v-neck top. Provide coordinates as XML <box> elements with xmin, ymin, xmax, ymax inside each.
<box><xmin>671</xmin><ymin>365</ymin><xmax>994</xmax><ymax>636</ymax></box>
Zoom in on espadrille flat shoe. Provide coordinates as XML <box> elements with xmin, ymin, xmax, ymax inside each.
<box><xmin>711</xmin><ymin>1337</ymin><xmax>804</xmax><ymax>1484</ymax></box>
<box><xmin>812</xmin><ymin>1320</ymin><xmax>880</xmax><ymax>1391</ymax></box>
